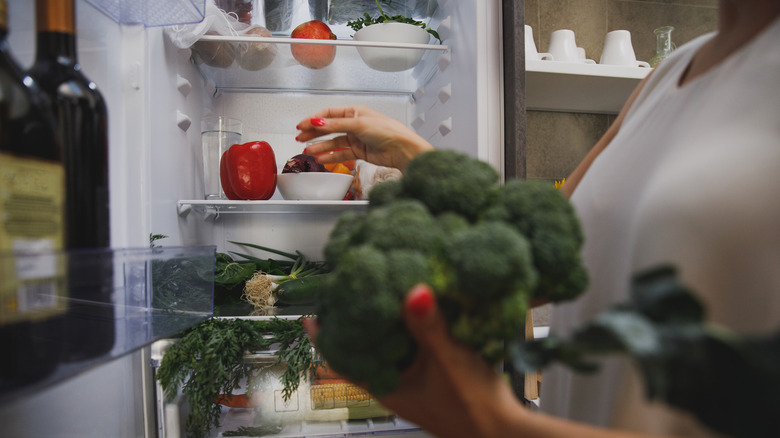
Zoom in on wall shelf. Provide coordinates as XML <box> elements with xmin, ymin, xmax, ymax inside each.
<box><xmin>526</xmin><ymin>60</ymin><xmax>652</xmax><ymax>114</ymax></box>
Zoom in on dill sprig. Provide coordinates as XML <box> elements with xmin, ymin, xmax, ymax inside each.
<box><xmin>156</xmin><ymin>317</ymin><xmax>319</xmax><ymax>438</ymax></box>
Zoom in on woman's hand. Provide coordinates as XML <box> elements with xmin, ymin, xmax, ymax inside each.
<box><xmin>303</xmin><ymin>284</ymin><xmax>527</xmax><ymax>438</ymax></box>
<box><xmin>295</xmin><ymin>105</ymin><xmax>433</xmax><ymax>172</ymax></box>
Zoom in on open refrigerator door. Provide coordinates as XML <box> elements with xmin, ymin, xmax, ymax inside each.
<box><xmin>0</xmin><ymin>0</ymin><xmax>506</xmax><ymax>436</ymax></box>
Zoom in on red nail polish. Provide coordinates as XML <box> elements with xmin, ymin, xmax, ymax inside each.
<box><xmin>295</xmin><ymin>124</ymin><xmax>300</xmax><ymax>130</ymax></box>
<box><xmin>310</xmin><ymin>117</ymin><xmax>326</xmax><ymax>127</ymax></box>
<box><xmin>295</xmin><ymin>135</ymin><xmax>300</xmax><ymax>142</ymax></box>
<box><xmin>303</xmin><ymin>147</ymin><xmax>310</xmax><ymax>154</ymax></box>
<box><xmin>407</xmin><ymin>285</ymin><xmax>434</xmax><ymax>318</ymax></box>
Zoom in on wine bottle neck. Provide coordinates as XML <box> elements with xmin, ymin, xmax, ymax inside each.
<box><xmin>35</xmin><ymin>0</ymin><xmax>75</xmax><ymax>35</ymax></box>
<box><xmin>0</xmin><ymin>0</ymin><xmax>7</xmax><ymax>35</ymax></box>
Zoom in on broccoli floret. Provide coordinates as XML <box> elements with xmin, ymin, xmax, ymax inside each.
<box><xmin>402</xmin><ymin>150</ymin><xmax>499</xmax><ymax>221</ymax></box>
<box><xmin>482</xmin><ymin>179</ymin><xmax>588</xmax><ymax>302</ymax></box>
<box><xmin>436</xmin><ymin>211</ymin><xmax>470</xmax><ymax>236</ymax></box>
<box><xmin>438</xmin><ymin>221</ymin><xmax>537</xmax><ymax>301</ymax></box>
<box><xmin>322</xmin><ymin>210</ymin><xmax>368</xmax><ymax>266</ymax></box>
<box><xmin>315</xmin><ymin>245</ymin><xmax>420</xmax><ymax>395</ymax></box>
<box><xmin>368</xmin><ymin>179</ymin><xmax>403</xmax><ymax>207</ymax></box>
<box><xmin>363</xmin><ymin>199</ymin><xmax>443</xmax><ymax>253</ymax></box>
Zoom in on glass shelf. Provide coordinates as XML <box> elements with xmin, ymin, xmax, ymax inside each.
<box><xmin>193</xmin><ymin>36</ymin><xmax>449</xmax><ymax>95</ymax></box>
<box><xmin>0</xmin><ymin>246</ymin><xmax>216</xmax><ymax>404</ymax></box>
<box><xmin>178</xmin><ymin>199</ymin><xmax>369</xmax><ymax>217</ymax></box>
<box><xmin>526</xmin><ymin>59</ymin><xmax>652</xmax><ymax>114</ymax></box>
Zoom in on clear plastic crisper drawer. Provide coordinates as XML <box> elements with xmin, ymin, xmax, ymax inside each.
<box><xmin>0</xmin><ymin>245</ymin><xmax>215</xmax><ymax>404</ymax></box>
<box><xmin>85</xmin><ymin>0</ymin><xmax>206</xmax><ymax>27</ymax></box>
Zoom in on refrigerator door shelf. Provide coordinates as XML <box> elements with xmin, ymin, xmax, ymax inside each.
<box><xmin>192</xmin><ymin>36</ymin><xmax>449</xmax><ymax>94</ymax></box>
<box><xmin>0</xmin><ymin>245</ymin><xmax>216</xmax><ymax>405</ymax></box>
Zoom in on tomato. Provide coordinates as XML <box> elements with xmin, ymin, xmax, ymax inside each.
<box><xmin>220</xmin><ymin>141</ymin><xmax>277</xmax><ymax>200</ymax></box>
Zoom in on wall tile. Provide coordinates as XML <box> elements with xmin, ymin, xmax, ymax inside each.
<box><xmin>537</xmin><ymin>0</ymin><xmax>608</xmax><ymax>63</ymax></box>
<box><xmin>625</xmin><ymin>0</ymin><xmax>717</xmax><ymax>6</ymax></box>
<box><xmin>607</xmin><ymin>0</ymin><xmax>719</xmax><ymax>62</ymax></box>
<box><xmin>525</xmin><ymin>111</ymin><xmax>611</xmax><ymax>180</ymax></box>
<box><xmin>525</xmin><ymin>0</ymin><xmax>541</xmax><ymax>43</ymax></box>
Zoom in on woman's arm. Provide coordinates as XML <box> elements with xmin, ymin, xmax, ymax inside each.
<box><xmin>560</xmin><ymin>71</ymin><xmax>654</xmax><ymax>199</ymax></box>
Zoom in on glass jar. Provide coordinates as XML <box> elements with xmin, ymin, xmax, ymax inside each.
<box><xmin>650</xmin><ymin>26</ymin><xmax>676</xmax><ymax>67</ymax></box>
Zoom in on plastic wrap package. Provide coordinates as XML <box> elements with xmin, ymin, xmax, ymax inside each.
<box><xmin>166</xmin><ymin>1</ymin><xmax>277</xmax><ymax>70</ymax></box>
<box><xmin>86</xmin><ymin>0</ymin><xmax>206</xmax><ymax>27</ymax></box>
<box><xmin>354</xmin><ymin>160</ymin><xmax>402</xmax><ymax>200</ymax></box>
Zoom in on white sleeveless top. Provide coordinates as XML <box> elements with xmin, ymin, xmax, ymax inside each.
<box><xmin>541</xmin><ymin>17</ymin><xmax>780</xmax><ymax>436</ymax></box>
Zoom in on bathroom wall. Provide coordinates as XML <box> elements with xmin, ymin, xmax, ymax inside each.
<box><xmin>524</xmin><ymin>0</ymin><xmax>718</xmax><ymax>326</ymax></box>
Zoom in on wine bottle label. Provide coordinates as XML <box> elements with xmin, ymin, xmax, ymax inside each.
<box><xmin>0</xmin><ymin>152</ymin><xmax>66</xmax><ymax>325</ymax></box>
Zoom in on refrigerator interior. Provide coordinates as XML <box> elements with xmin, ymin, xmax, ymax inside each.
<box><xmin>0</xmin><ymin>0</ymin><xmax>504</xmax><ymax>436</ymax></box>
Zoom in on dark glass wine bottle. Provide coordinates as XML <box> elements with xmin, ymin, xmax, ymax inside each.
<box><xmin>0</xmin><ymin>0</ymin><xmax>66</xmax><ymax>389</ymax></box>
<box><xmin>28</xmin><ymin>0</ymin><xmax>114</xmax><ymax>362</ymax></box>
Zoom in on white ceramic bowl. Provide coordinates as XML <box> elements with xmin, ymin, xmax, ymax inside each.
<box><xmin>353</xmin><ymin>22</ymin><xmax>431</xmax><ymax>72</ymax></box>
<box><xmin>276</xmin><ymin>172</ymin><xmax>354</xmax><ymax>201</ymax></box>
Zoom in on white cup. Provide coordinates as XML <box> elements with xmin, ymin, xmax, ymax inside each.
<box><xmin>525</xmin><ymin>25</ymin><xmax>553</xmax><ymax>61</ymax></box>
<box><xmin>599</xmin><ymin>30</ymin><xmax>651</xmax><ymax>68</ymax></box>
<box><xmin>548</xmin><ymin>29</ymin><xmax>595</xmax><ymax>64</ymax></box>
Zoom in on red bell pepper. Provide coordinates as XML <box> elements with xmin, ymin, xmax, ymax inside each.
<box><xmin>220</xmin><ymin>141</ymin><xmax>277</xmax><ymax>200</ymax></box>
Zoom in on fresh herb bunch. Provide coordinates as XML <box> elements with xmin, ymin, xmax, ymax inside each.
<box><xmin>156</xmin><ymin>317</ymin><xmax>319</xmax><ymax>438</ymax></box>
<box><xmin>347</xmin><ymin>0</ymin><xmax>441</xmax><ymax>42</ymax></box>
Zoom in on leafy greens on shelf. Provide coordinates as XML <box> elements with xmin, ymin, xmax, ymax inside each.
<box><xmin>156</xmin><ymin>317</ymin><xmax>319</xmax><ymax>438</ymax></box>
<box><xmin>512</xmin><ymin>265</ymin><xmax>780</xmax><ymax>438</ymax></box>
<box><xmin>347</xmin><ymin>0</ymin><xmax>441</xmax><ymax>42</ymax></box>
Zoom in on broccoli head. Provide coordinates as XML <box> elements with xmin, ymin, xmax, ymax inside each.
<box><xmin>367</xmin><ymin>179</ymin><xmax>403</xmax><ymax>207</ymax></box>
<box><xmin>315</xmin><ymin>150</ymin><xmax>588</xmax><ymax>396</ymax></box>
<box><xmin>482</xmin><ymin>179</ymin><xmax>588</xmax><ymax>302</ymax></box>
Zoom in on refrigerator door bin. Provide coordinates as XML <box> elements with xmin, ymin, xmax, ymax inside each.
<box><xmin>152</xmin><ymin>316</ymin><xmax>423</xmax><ymax>437</ymax></box>
<box><xmin>0</xmin><ymin>245</ymin><xmax>216</xmax><ymax>404</ymax></box>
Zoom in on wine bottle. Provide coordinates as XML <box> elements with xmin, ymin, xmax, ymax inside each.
<box><xmin>0</xmin><ymin>0</ymin><xmax>66</xmax><ymax>389</ymax></box>
<box><xmin>28</xmin><ymin>0</ymin><xmax>114</xmax><ymax>362</ymax></box>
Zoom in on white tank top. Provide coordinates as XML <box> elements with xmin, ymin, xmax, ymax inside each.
<box><xmin>541</xmin><ymin>17</ymin><xmax>780</xmax><ymax>436</ymax></box>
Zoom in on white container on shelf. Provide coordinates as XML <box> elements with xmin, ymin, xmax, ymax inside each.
<box><xmin>353</xmin><ymin>22</ymin><xmax>432</xmax><ymax>72</ymax></box>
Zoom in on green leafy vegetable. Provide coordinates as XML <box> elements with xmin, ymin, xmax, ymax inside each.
<box><xmin>347</xmin><ymin>0</ymin><xmax>441</xmax><ymax>42</ymax></box>
<box><xmin>512</xmin><ymin>265</ymin><xmax>780</xmax><ymax>438</ymax></box>
<box><xmin>156</xmin><ymin>317</ymin><xmax>319</xmax><ymax>438</ymax></box>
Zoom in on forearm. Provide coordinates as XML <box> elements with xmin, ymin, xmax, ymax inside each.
<box><xmin>494</xmin><ymin>407</ymin><xmax>677</xmax><ymax>438</ymax></box>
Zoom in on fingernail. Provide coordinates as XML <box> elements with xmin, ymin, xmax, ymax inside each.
<box><xmin>295</xmin><ymin>124</ymin><xmax>300</xmax><ymax>130</ymax></box>
<box><xmin>303</xmin><ymin>147</ymin><xmax>310</xmax><ymax>154</ymax></box>
<box><xmin>310</xmin><ymin>117</ymin><xmax>326</xmax><ymax>127</ymax></box>
<box><xmin>407</xmin><ymin>284</ymin><xmax>434</xmax><ymax>318</ymax></box>
<box><xmin>295</xmin><ymin>135</ymin><xmax>300</xmax><ymax>142</ymax></box>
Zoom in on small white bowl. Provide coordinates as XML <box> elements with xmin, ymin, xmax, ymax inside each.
<box><xmin>353</xmin><ymin>22</ymin><xmax>431</xmax><ymax>72</ymax></box>
<box><xmin>277</xmin><ymin>173</ymin><xmax>354</xmax><ymax>201</ymax></box>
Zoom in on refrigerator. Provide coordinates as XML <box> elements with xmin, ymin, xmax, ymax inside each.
<box><xmin>0</xmin><ymin>0</ymin><xmax>524</xmax><ymax>436</ymax></box>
